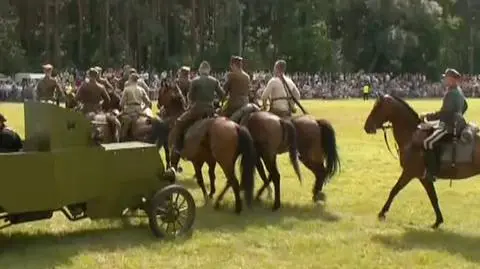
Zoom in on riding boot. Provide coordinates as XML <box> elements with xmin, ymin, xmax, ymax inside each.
<box><xmin>424</xmin><ymin>150</ymin><xmax>437</xmax><ymax>182</ymax></box>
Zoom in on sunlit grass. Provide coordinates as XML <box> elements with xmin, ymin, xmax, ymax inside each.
<box><xmin>1</xmin><ymin>99</ymin><xmax>480</xmax><ymax>269</ymax></box>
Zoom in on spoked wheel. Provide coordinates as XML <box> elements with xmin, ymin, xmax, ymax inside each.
<box><xmin>148</xmin><ymin>184</ymin><xmax>196</xmax><ymax>239</ymax></box>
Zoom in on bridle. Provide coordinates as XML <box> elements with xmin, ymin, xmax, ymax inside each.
<box><xmin>381</xmin><ymin>123</ymin><xmax>399</xmax><ymax>159</ymax></box>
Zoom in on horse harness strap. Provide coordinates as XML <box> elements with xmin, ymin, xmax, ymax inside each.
<box><xmin>381</xmin><ymin>124</ymin><xmax>399</xmax><ymax>159</ymax></box>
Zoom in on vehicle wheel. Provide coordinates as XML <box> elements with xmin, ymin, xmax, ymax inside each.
<box><xmin>148</xmin><ymin>184</ymin><xmax>196</xmax><ymax>239</ymax></box>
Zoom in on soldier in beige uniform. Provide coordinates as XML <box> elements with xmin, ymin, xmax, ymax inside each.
<box><xmin>75</xmin><ymin>68</ymin><xmax>111</xmax><ymax>114</ymax></box>
<box><xmin>124</xmin><ymin>68</ymin><xmax>150</xmax><ymax>93</ymax></box>
<box><xmin>36</xmin><ymin>64</ymin><xmax>64</xmax><ymax>104</ymax></box>
<box><xmin>261</xmin><ymin>60</ymin><xmax>301</xmax><ymax>117</ymax></box>
<box><xmin>119</xmin><ymin>72</ymin><xmax>152</xmax><ymax>141</ymax></box>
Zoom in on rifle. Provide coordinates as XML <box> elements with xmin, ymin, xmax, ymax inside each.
<box><xmin>279</xmin><ymin>75</ymin><xmax>308</xmax><ymax>115</ymax></box>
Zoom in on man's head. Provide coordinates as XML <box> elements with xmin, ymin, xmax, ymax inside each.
<box><xmin>274</xmin><ymin>60</ymin><xmax>287</xmax><ymax>76</ymax></box>
<box><xmin>129</xmin><ymin>72</ymin><xmax>140</xmax><ymax>83</ymax></box>
<box><xmin>87</xmin><ymin>68</ymin><xmax>99</xmax><ymax>79</ymax></box>
<box><xmin>42</xmin><ymin>64</ymin><xmax>53</xmax><ymax>76</ymax></box>
<box><xmin>442</xmin><ymin>68</ymin><xmax>461</xmax><ymax>88</ymax></box>
<box><xmin>0</xmin><ymin>113</ymin><xmax>6</xmax><ymax>129</ymax></box>
<box><xmin>198</xmin><ymin>61</ymin><xmax>211</xmax><ymax>75</ymax></box>
<box><xmin>178</xmin><ymin>66</ymin><xmax>190</xmax><ymax>78</ymax></box>
<box><xmin>129</xmin><ymin>68</ymin><xmax>137</xmax><ymax>75</ymax></box>
<box><xmin>230</xmin><ymin>56</ymin><xmax>243</xmax><ymax>71</ymax></box>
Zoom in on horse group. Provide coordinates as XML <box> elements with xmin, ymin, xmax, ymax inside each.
<box><xmin>63</xmin><ymin>80</ymin><xmax>480</xmax><ymax>229</ymax></box>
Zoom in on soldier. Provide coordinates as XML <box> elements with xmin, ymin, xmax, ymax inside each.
<box><xmin>75</xmin><ymin>68</ymin><xmax>111</xmax><ymax>114</ymax></box>
<box><xmin>221</xmin><ymin>56</ymin><xmax>251</xmax><ymax>117</ymax></box>
<box><xmin>0</xmin><ymin>113</ymin><xmax>23</xmax><ymax>153</ymax></box>
<box><xmin>261</xmin><ymin>59</ymin><xmax>301</xmax><ymax>117</ymax></box>
<box><xmin>420</xmin><ymin>68</ymin><xmax>468</xmax><ymax>182</ymax></box>
<box><xmin>170</xmin><ymin>61</ymin><xmax>224</xmax><ymax>169</ymax></box>
<box><xmin>94</xmin><ymin>66</ymin><xmax>114</xmax><ymax>91</ymax></box>
<box><xmin>119</xmin><ymin>72</ymin><xmax>152</xmax><ymax>141</ymax></box>
<box><xmin>36</xmin><ymin>64</ymin><xmax>63</xmax><ymax>104</ymax></box>
<box><xmin>124</xmin><ymin>68</ymin><xmax>150</xmax><ymax>93</ymax></box>
<box><xmin>177</xmin><ymin>66</ymin><xmax>191</xmax><ymax>98</ymax></box>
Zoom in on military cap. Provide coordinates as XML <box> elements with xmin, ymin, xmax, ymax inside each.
<box><xmin>179</xmin><ymin>66</ymin><xmax>191</xmax><ymax>72</ymax></box>
<box><xmin>42</xmin><ymin>64</ymin><xmax>53</xmax><ymax>70</ymax></box>
<box><xmin>0</xmin><ymin>113</ymin><xmax>6</xmax><ymax>122</ymax></box>
<box><xmin>443</xmin><ymin>68</ymin><xmax>461</xmax><ymax>79</ymax></box>
<box><xmin>129</xmin><ymin>72</ymin><xmax>140</xmax><ymax>81</ymax></box>
<box><xmin>94</xmin><ymin>66</ymin><xmax>103</xmax><ymax>73</ymax></box>
<box><xmin>87</xmin><ymin>67</ymin><xmax>99</xmax><ymax>77</ymax></box>
<box><xmin>129</xmin><ymin>68</ymin><xmax>138</xmax><ymax>74</ymax></box>
<box><xmin>231</xmin><ymin>55</ymin><xmax>243</xmax><ymax>64</ymax></box>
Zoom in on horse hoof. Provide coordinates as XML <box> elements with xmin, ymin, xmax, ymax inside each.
<box><xmin>431</xmin><ymin>222</ymin><xmax>443</xmax><ymax>229</ymax></box>
<box><xmin>213</xmin><ymin>203</ymin><xmax>221</xmax><ymax>210</ymax></box>
<box><xmin>313</xmin><ymin>192</ymin><xmax>326</xmax><ymax>203</ymax></box>
<box><xmin>272</xmin><ymin>204</ymin><xmax>280</xmax><ymax>212</ymax></box>
<box><xmin>177</xmin><ymin>166</ymin><xmax>183</xmax><ymax>173</ymax></box>
<box><xmin>378</xmin><ymin>213</ymin><xmax>386</xmax><ymax>221</ymax></box>
<box><xmin>235</xmin><ymin>207</ymin><xmax>242</xmax><ymax>215</ymax></box>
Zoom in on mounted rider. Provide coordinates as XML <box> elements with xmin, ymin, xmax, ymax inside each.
<box><xmin>177</xmin><ymin>66</ymin><xmax>191</xmax><ymax>98</ymax></box>
<box><xmin>36</xmin><ymin>64</ymin><xmax>64</xmax><ymax>104</ymax></box>
<box><xmin>0</xmin><ymin>113</ymin><xmax>23</xmax><ymax>153</ymax></box>
<box><xmin>94</xmin><ymin>66</ymin><xmax>114</xmax><ymax>91</ymax></box>
<box><xmin>261</xmin><ymin>60</ymin><xmax>301</xmax><ymax>117</ymax></box>
<box><xmin>221</xmin><ymin>56</ymin><xmax>251</xmax><ymax>117</ymax></box>
<box><xmin>170</xmin><ymin>61</ymin><xmax>225</xmax><ymax>168</ymax></box>
<box><xmin>420</xmin><ymin>68</ymin><xmax>468</xmax><ymax>182</ymax></box>
<box><xmin>119</xmin><ymin>72</ymin><xmax>152</xmax><ymax>141</ymax></box>
<box><xmin>125</xmin><ymin>68</ymin><xmax>150</xmax><ymax>93</ymax></box>
<box><xmin>75</xmin><ymin>68</ymin><xmax>111</xmax><ymax>114</ymax></box>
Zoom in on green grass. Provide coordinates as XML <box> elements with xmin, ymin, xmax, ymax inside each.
<box><xmin>1</xmin><ymin>99</ymin><xmax>480</xmax><ymax>269</ymax></box>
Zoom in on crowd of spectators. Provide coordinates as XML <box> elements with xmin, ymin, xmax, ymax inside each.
<box><xmin>1</xmin><ymin>69</ymin><xmax>480</xmax><ymax>102</ymax></box>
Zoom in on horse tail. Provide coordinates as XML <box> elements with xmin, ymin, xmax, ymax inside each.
<box><xmin>317</xmin><ymin>119</ymin><xmax>341</xmax><ymax>181</ymax></box>
<box><xmin>236</xmin><ymin>125</ymin><xmax>256</xmax><ymax>208</ymax></box>
<box><xmin>280</xmin><ymin>119</ymin><xmax>302</xmax><ymax>183</ymax></box>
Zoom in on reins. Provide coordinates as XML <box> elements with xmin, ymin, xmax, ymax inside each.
<box><xmin>381</xmin><ymin>123</ymin><xmax>399</xmax><ymax>159</ymax></box>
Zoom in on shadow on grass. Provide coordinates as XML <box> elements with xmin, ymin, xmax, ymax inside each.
<box><xmin>372</xmin><ymin>227</ymin><xmax>480</xmax><ymax>264</ymax></box>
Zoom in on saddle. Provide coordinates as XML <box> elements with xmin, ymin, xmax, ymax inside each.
<box><xmin>230</xmin><ymin>103</ymin><xmax>261</xmax><ymax>125</ymax></box>
<box><xmin>417</xmin><ymin>121</ymin><xmax>479</xmax><ymax>164</ymax></box>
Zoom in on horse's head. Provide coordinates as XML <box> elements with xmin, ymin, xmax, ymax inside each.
<box><xmin>158</xmin><ymin>78</ymin><xmax>184</xmax><ymax>108</ymax></box>
<box><xmin>364</xmin><ymin>93</ymin><xmax>420</xmax><ymax>134</ymax></box>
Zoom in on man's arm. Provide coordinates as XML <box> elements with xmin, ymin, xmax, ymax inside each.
<box><xmin>102</xmin><ymin>78</ymin><xmax>114</xmax><ymax>91</ymax></box>
<box><xmin>187</xmin><ymin>80</ymin><xmax>196</xmax><ymax>105</ymax></box>
<box><xmin>74</xmin><ymin>84</ymin><xmax>84</xmax><ymax>102</ymax></box>
<box><xmin>223</xmin><ymin>73</ymin><xmax>232</xmax><ymax>96</ymax></box>
<box><xmin>100</xmin><ymin>85</ymin><xmax>111</xmax><ymax>105</ymax></box>
<box><xmin>215</xmin><ymin>79</ymin><xmax>225</xmax><ymax>100</ymax></box>
<box><xmin>140</xmin><ymin>87</ymin><xmax>152</xmax><ymax>108</ymax></box>
<box><xmin>261</xmin><ymin>79</ymin><xmax>274</xmax><ymax>103</ymax></box>
<box><xmin>119</xmin><ymin>89</ymin><xmax>127</xmax><ymax>108</ymax></box>
<box><xmin>426</xmin><ymin>91</ymin><xmax>455</xmax><ymax>121</ymax></box>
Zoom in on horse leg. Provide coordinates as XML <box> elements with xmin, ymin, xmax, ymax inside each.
<box><xmin>207</xmin><ymin>160</ymin><xmax>217</xmax><ymax>198</ymax></box>
<box><xmin>162</xmin><ymin>139</ymin><xmax>170</xmax><ymax>168</ymax></box>
<box><xmin>255</xmin><ymin>155</ymin><xmax>273</xmax><ymax>200</ymax></box>
<box><xmin>193</xmin><ymin>161</ymin><xmax>209</xmax><ymax>203</ymax></box>
<box><xmin>378</xmin><ymin>171</ymin><xmax>413</xmax><ymax>220</ymax></box>
<box><xmin>418</xmin><ymin>177</ymin><xmax>444</xmax><ymax>229</ymax></box>
<box><xmin>301</xmin><ymin>158</ymin><xmax>327</xmax><ymax>203</ymax></box>
<box><xmin>260</xmin><ymin>155</ymin><xmax>281</xmax><ymax>211</ymax></box>
<box><xmin>214</xmin><ymin>168</ymin><xmax>242</xmax><ymax>214</ymax></box>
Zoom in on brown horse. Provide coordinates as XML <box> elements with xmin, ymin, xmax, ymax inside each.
<box><xmin>151</xmin><ymin>80</ymin><xmax>256</xmax><ymax>213</ymax></box>
<box><xmin>64</xmin><ymin>90</ymin><xmax>121</xmax><ymax>144</ymax></box>
<box><xmin>235</xmin><ymin>108</ymin><xmax>340</xmax><ymax>209</ymax></box>
<box><xmin>364</xmin><ymin>93</ymin><xmax>480</xmax><ymax>228</ymax></box>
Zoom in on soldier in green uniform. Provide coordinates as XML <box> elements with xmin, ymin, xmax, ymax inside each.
<box><xmin>221</xmin><ymin>56</ymin><xmax>251</xmax><ymax>117</ymax></box>
<box><xmin>169</xmin><ymin>61</ymin><xmax>225</xmax><ymax>169</ymax></box>
<box><xmin>176</xmin><ymin>66</ymin><xmax>191</xmax><ymax>98</ymax></box>
<box><xmin>420</xmin><ymin>68</ymin><xmax>468</xmax><ymax>181</ymax></box>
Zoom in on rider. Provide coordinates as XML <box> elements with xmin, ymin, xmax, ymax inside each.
<box><xmin>177</xmin><ymin>66</ymin><xmax>191</xmax><ymax>98</ymax></box>
<box><xmin>0</xmin><ymin>113</ymin><xmax>23</xmax><ymax>153</ymax></box>
<box><xmin>36</xmin><ymin>64</ymin><xmax>63</xmax><ymax>103</ymax></box>
<box><xmin>75</xmin><ymin>68</ymin><xmax>111</xmax><ymax>114</ymax></box>
<box><xmin>119</xmin><ymin>72</ymin><xmax>152</xmax><ymax>141</ymax></box>
<box><xmin>261</xmin><ymin>59</ymin><xmax>301</xmax><ymax>117</ymax></box>
<box><xmin>420</xmin><ymin>68</ymin><xmax>468</xmax><ymax>182</ymax></box>
<box><xmin>170</xmin><ymin>61</ymin><xmax>225</xmax><ymax>169</ymax></box>
<box><xmin>125</xmin><ymin>68</ymin><xmax>150</xmax><ymax>93</ymax></box>
<box><xmin>221</xmin><ymin>56</ymin><xmax>250</xmax><ymax>117</ymax></box>
<box><xmin>94</xmin><ymin>66</ymin><xmax>114</xmax><ymax>91</ymax></box>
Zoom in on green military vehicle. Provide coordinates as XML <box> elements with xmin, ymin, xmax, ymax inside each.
<box><xmin>0</xmin><ymin>102</ymin><xmax>196</xmax><ymax>238</ymax></box>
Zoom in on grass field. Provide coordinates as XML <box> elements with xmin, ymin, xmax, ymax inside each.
<box><xmin>1</xmin><ymin>99</ymin><xmax>480</xmax><ymax>269</ymax></box>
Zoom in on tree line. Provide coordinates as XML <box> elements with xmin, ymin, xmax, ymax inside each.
<box><xmin>1</xmin><ymin>0</ymin><xmax>479</xmax><ymax>79</ymax></box>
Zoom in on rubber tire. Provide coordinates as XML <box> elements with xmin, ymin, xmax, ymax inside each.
<box><xmin>148</xmin><ymin>184</ymin><xmax>196</xmax><ymax>239</ymax></box>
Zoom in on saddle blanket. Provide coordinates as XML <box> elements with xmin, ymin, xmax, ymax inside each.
<box><xmin>439</xmin><ymin>124</ymin><xmax>478</xmax><ymax>164</ymax></box>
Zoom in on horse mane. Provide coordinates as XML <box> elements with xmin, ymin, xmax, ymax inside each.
<box><xmin>389</xmin><ymin>95</ymin><xmax>420</xmax><ymax>123</ymax></box>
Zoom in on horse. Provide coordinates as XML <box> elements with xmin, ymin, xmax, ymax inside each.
<box><xmin>64</xmin><ymin>91</ymin><xmax>121</xmax><ymax>144</ymax></box>
<box><xmin>0</xmin><ymin>127</ymin><xmax>23</xmax><ymax>153</ymax></box>
<box><xmin>364</xmin><ymin>93</ymin><xmax>480</xmax><ymax>228</ymax></box>
<box><xmin>150</xmin><ymin>79</ymin><xmax>256</xmax><ymax>214</ymax></box>
<box><xmin>231</xmin><ymin>103</ymin><xmax>340</xmax><ymax>209</ymax></box>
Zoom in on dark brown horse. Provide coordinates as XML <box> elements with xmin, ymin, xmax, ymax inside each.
<box><xmin>364</xmin><ymin>94</ymin><xmax>480</xmax><ymax>228</ymax></box>
<box><xmin>151</xmin><ymin>80</ymin><xmax>256</xmax><ymax>213</ymax></box>
<box><xmin>238</xmin><ymin>110</ymin><xmax>340</xmax><ymax>209</ymax></box>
